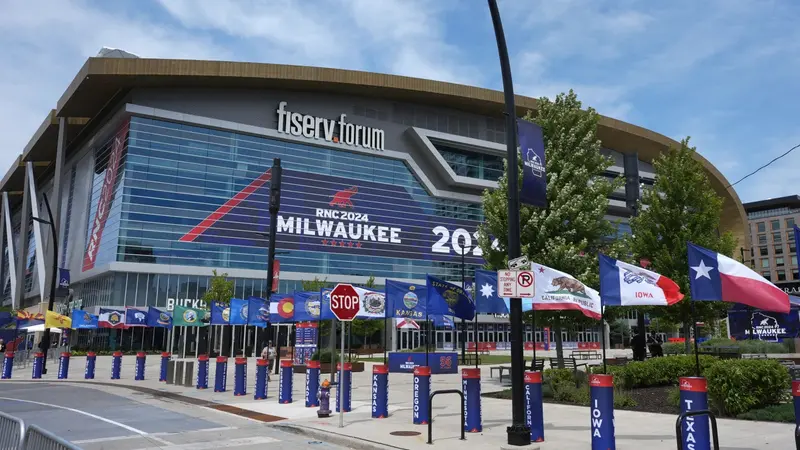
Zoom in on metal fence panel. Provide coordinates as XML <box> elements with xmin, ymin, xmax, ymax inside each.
<box><xmin>23</xmin><ymin>424</ymin><xmax>81</xmax><ymax>450</ymax></box>
<box><xmin>0</xmin><ymin>411</ymin><xmax>25</xmax><ymax>450</ymax></box>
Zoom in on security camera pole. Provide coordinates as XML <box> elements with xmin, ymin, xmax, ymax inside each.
<box><xmin>488</xmin><ymin>0</ymin><xmax>531</xmax><ymax>445</ymax></box>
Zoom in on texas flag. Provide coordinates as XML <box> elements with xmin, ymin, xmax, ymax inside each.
<box><xmin>599</xmin><ymin>254</ymin><xmax>684</xmax><ymax>306</ymax></box>
<box><xmin>688</xmin><ymin>242</ymin><xmax>790</xmax><ymax>314</ymax></box>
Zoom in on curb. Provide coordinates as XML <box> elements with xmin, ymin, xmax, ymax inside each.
<box><xmin>273</xmin><ymin>423</ymin><xmax>409</xmax><ymax>450</ymax></box>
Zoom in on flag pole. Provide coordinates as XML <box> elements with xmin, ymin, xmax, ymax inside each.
<box><xmin>474</xmin><ymin>312</ymin><xmax>479</xmax><ymax>369</ymax></box>
<box><xmin>601</xmin><ymin>301</ymin><xmax>607</xmax><ymax>374</ymax></box>
<box><xmin>425</xmin><ymin>306</ymin><xmax>429</xmax><ymax>367</ymax></box>
<box><xmin>691</xmin><ymin>300</ymin><xmax>700</xmax><ymax>377</ymax></box>
<box><xmin>531</xmin><ymin>308</ymin><xmax>537</xmax><ymax>371</ymax></box>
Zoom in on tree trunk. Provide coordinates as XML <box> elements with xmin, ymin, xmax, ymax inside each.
<box><xmin>554</xmin><ymin>316</ymin><xmax>565</xmax><ymax>369</ymax></box>
<box><xmin>683</xmin><ymin>322</ymin><xmax>691</xmax><ymax>354</ymax></box>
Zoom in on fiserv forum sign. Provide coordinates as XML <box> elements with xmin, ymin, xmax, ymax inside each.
<box><xmin>276</xmin><ymin>102</ymin><xmax>385</xmax><ymax>151</ymax></box>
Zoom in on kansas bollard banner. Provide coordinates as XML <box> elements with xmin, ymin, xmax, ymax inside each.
<box><xmin>32</xmin><ymin>352</ymin><xmax>44</xmax><ymax>379</ymax></box>
<box><xmin>234</xmin><ymin>357</ymin><xmax>247</xmax><ymax>396</ymax></box>
<box><xmin>462</xmin><ymin>368</ymin><xmax>482</xmax><ymax>432</ymax></box>
<box><xmin>306</xmin><ymin>360</ymin><xmax>321</xmax><ymax>407</ymax></box>
<box><xmin>215</xmin><ymin>356</ymin><xmax>228</xmax><ymax>392</ymax></box>
<box><xmin>413</xmin><ymin>366</ymin><xmax>431</xmax><ymax>424</ymax></box>
<box><xmin>525</xmin><ymin>371</ymin><xmax>545</xmax><ymax>442</ymax></box>
<box><xmin>159</xmin><ymin>352</ymin><xmax>170</xmax><ymax>382</ymax></box>
<box><xmin>58</xmin><ymin>352</ymin><xmax>71</xmax><ymax>379</ymax></box>
<box><xmin>679</xmin><ymin>377</ymin><xmax>710</xmax><ymax>450</ymax></box>
<box><xmin>336</xmin><ymin>362</ymin><xmax>352</xmax><ymax>413</ymax></box>
<box><xmin>196</xmin><ymin>355</ymin><xmax>209</xmax><ymax>389</ymax></box>
<box><xmin>388</xmin><ymin>352</ymin><xmax>457</xmax><ymax>374</ymax></box>
<box><xmin>85</xmin><ymin>352</ymin><xmax>96</xmax><ymax>379</ymax></box>
<box><xmin>111</xmin><ymin>351</ymin><xmax>122</xmax><ymax>379</ymax></box>
<box><xmin>589</xmin><ymin>374</ymin><xmax>615</xmax><ymax>450</ymax></box>
<box><xmin>135</xmin><ymin>352</ymin><xmax>147</xmax><ymax>381</ymax></box>
<box><xmin>254</xmin><ymin>359</ymin><xmax>268</xmax><ymax>400</ymax></box>
<box><xmin>279</xmin><ymin>360</ymin><xmax>293</xmax><ymax>403</ymax></box>
<box><xmin>372</xmin><ymin>364</ymin><xmax>389</xmax><ymax>418</ymax></box>
<box><xmin>2</xmin><ymin>352</ymin><xmax>13</xmax><ymax>379</ymax></box>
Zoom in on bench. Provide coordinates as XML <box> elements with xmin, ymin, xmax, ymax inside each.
<box><xmin>459</xmin><ymin>353</ymin><xmax>481</xmax><ymax>366</ymax></box>
<box><xmin>490</xmin><ymin>366</ymin><xmax>513</xmax><ymax>383</ymax></box>
<box><xmin>549</xmin><ymin>357</ymin><xmax>587</xmax><ymax>387</ymax></box>
<box><xmin>742</xmin><ymin>353</ymin><xmax>768</xmax><ymax>359</ymax></box>
<box><xmin>570</xmin><ymin>350</ymin><xmax>601</xmax><ymax>360</ymax></box>
<box><xmin>529</xmin><ymin>358</ymin><xmax>545</xmax><ymax>372</ymax></box>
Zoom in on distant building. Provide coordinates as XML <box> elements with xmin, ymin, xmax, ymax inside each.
<box><xmin>743</xmin><ymin>195</ymin><xmax>800</xmax><ymax>295</ymax></box>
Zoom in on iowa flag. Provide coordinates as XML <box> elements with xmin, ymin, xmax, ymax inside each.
<box><xmin>45</xmin><ymin>310</ymin><xmax>72</xmax><ymax>329</ymax></box>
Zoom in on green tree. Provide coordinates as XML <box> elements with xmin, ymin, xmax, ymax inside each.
<box><xmin>302</xmin><ymin>277</ymin><xmax>328</xmax><ymax>292</ymax></box>
<box><xmin>202</xmin><ymin>270</ymin><xmax>234</xmax><ymax>307</ymax></box>
<box><xmin>351</xmin><ymin>275</ymin><xmax>383</xmax><ymax>348</ymax></box>
<box><xmin>478</xmin><ymin>91</ymin><xmax>625</xmax><ymax>364</ymax></box>
<box><xmin>628</xmin><ymin>138</ymin><xmax>736</xmax><ymax>352</ymax></box>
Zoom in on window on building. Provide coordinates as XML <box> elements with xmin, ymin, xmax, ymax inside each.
<box><xmin>792</xmin><ymin>255</ymin><xmax>798</xmax><ymax>267</ymax></box>
<box><xmin>794</xmin><ymin>269</ymin><xmax>800</xmax><ymax>280</ymax></box>
<box><xmin>774</xmin><ymin>245</ymin><xmax>784</xmax><ymax>255</ymax></box>
<box><xmin>762</xmin><ymin>271</ymin><xmax>772</xmax><ymax>281</ymax></box>
<box><xmin>435</xmin><ymin>143</ymin><xmax>504</xmax><ymax>182</ymax></box>
<box><xmin>761</xmin><ymin>259</ymin><xmax>770</xmax><ymax>268</ymax></box>
<box><xmin>791</xmin><ymin>242</ymin><xmax>797</xmax><ymax>254</ymax></box>
<box><xmin>790</xmin><ymin>231</ymin><xmax>796</xmax><ymax>243</ymax></box>
<box><xmin>773</xmin><ymin>232</ymin><xmax>782</xmax><ymax>243</ymax></box>
<box><xmin>757</xmin><ymin>222</ymin><xmax>766</xmax><ymax>233</ymax></box>
<box><xmin>758</xmin><ymin>234</ymin><xmax>767</xmax><ymax>245</ymax></box>
<box><xmin>771</xmin><ymin>220</ymin><xmax>781</xmax><ymax>230</ymax></box>
<box><xmin>788</xmin><ymin>218</ymin><xmax>796</xmax><ymax>228</ymax></box>
<box><xmin>760</xmin><ymin>246</ymin><xmax>769</xmax><ymax>256</ymax></box>
<box><xmin>777</xmin><ymin>270</ymin><xmax>787</xmax><ymax>281</ymax></box>
<box><xmin>776</xmin><ymin>257</ymin><xmax>785</xmax><ymax>267</ymax></box>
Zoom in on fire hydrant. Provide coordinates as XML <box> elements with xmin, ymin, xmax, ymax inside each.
<box><xmin>317</xmin><ymin>379</ymin><xmax>332</xmax><ymax>418</ymax></box>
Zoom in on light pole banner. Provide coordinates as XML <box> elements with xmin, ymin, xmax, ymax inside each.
<box><xmin>517</xmin><ymin>119</ymin><xmax>547</xmax><ymax>208</ymax></box>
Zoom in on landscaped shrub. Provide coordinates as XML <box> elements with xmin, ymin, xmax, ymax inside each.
<box><xmin>704</xmin><ymin>358</ymin><xmax>791</xmax><ymax>416</ymax></box>
<box><xmin>736</xmin><ymin>403</ymin><xmax>795</xmax><ymax>423</ymax></box>
<box><xmin>701</xmin><ymin>337</ymin><xmax>794</xmax><ymax>354</ymax></box>
<box><xmin>310</xmin><ymin>349</ymin><xmax>352</xmax><ymax>363</ymax></box>
<box><xmin>662</xmin><ymin>343</ymin><xmax>686</xmax><ymax>355</ymax></box>
<box><xmin>613</xmin><ymin>355</ymin><xmax>719</xmax><ymax>389</ymax></box>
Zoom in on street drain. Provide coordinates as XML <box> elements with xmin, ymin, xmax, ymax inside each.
<box><xmin>390</xmin><ymin>431</ymin><xmax>421</xmax><ymax>437</ymax></box>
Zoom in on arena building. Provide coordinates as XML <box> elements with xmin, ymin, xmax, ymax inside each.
<box><xmin>0</xmin><ymin>51</ymin><xmax>749</xmax><ymax>353</ymax></box>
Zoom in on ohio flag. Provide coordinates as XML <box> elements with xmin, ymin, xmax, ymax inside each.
<box><xmin>599</xmin><ymin>254</ymin><xmax>684</xmax><ymax>306</ymax></box>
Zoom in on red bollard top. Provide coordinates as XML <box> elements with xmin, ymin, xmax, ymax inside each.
<box><xmin>679</xmin><ymin>377</ymin><xmax>707</xmax><ymax>393</ymax></box>
<box><xmin>216</xmin><ymin>356</ymin><xmax>228</xmax><ymax>363</ymax></box>
<box><xmin>4</xmin><ymin>351</ymin><xmax>14</xmax><ymax>358</ymax></box>
<box><xmin>137</xmin><ymin>352</ymin><xmax>146</xmax><ymax>358</ymax></box>
<box><xmin>307</xmin><ymin>360</ymin><xmax>321</xmax><ymax>369</ymax></box>
<box><xmin>373</xmin><ymin>364</ymin><xmax>389</xmax><ymax>374</ymax></box>
<box><xmin>87</xmin><ymin>352</ymin><xmax>96</xmax><ymax>357</ymax></box>
<box><xmin>61</xmin><ymin>352</ymin><xmax>71</xmax><ymax>358</ymax></box>
<box><xmin>462</xmin><ymin>368</ymin><xmax>481</xmax><ymax>379</ymax></box>
<box><xmin>34</xmin><ymin>352</ymin><xmax>44</xmax><ymax>358</ymax></box>
<box><xmin>235</xmin><ymin>357</ymin><xmax>247</xmax><ymax>365</ymax></box>
<box><xmin>336</xmin><ymin>362</ymin><xmax>353</xmax><ymax>371</ymax></box>
<box><xmin>161</xmin><ymin>352</ymin><xmax>171</xmax><ymax>358</ymax></box>
<box><xmin>256</xmin><ymin>358</ymin><xmax>268</xmax><ymax>366</ymax></box>
<box><xmin>197</xmin><ymin>354</ymin><xmax>209</xmax><ymax>361</ymax></box>
<box><xmin>280</xmin><ymin>360</ymin><xmax>293</xmax><ymax>368</ymax></box>
<box><xmin>413</xmin><ymin>366</ymin><xmax>431</xmax><ymax>376</ymax></box>
<box><xmin>112</xmin><ymin>351</ymin><xmax>123</xmax><ymax>357</ymax></box>
<box><xmin>524</xmin><ymin>371</ymin><xmax>542</xmax><ymax>384</ymax></box>
<box><xmin>589</xmin><ymin>374</ymin><xmax>614</xmax><ymax>388</ymax></box>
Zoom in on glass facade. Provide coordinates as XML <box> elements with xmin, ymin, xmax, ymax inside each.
<box><xmin>436</xmin><ymin>143</ymin><xmax>504</xmax><ymax>181</ymax></box>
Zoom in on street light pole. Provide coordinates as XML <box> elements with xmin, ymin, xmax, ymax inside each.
<box><xmin>32</xmin><ymin>193</ymin><xmax>58</xmax><ymax>375</ymax></box>
<box><xmin>460</xmin><ymin>247</ymin><xmax>466</xmax><ymax>364</ymax></box>
<box><xmin>487</xmin><ymin>0</ymin><xmax>529</xmax><ymax>445</ymax></box>
<box><xmin>265</xmin><ymin>158</ymin><xmax>283</xmax><ymax>375</ymax></box>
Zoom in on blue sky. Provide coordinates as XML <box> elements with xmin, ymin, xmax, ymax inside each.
<box><xmin>1</xmin><ymin>0</ymin><xmax>798</xmax><ymax>203</ymax></box>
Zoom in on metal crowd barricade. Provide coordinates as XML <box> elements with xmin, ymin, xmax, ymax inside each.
<box><xmin>21</xmin><ymin>424</ymin><xmax>82</xmax><ymax>450</ymax></box>
<box><xmin>0</xmin><ymin>411</ymin><xmax>25</xmax><ymax>450</ymax></box>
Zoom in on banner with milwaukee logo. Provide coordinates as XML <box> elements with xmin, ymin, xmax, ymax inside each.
<box><xmin>82</xmin><ymin>121</ymin><xmax>129</xmax><ymax>271</ymax></box>
<box><xmin>179</xmin><ymin>168</ymin><xmax>485</xmax><ymax>264</ymax></box>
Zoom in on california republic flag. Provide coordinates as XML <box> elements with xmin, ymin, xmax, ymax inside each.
<box><xmin>532</xmin><ymin>263</ymin><xmax>601</xmax><ymax>320</ymax></box>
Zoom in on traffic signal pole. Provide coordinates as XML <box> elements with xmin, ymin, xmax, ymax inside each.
<box><xmin>487</xmin><ymin>0</ymin><xmax>531</xmax><ymax>445</ymax></box>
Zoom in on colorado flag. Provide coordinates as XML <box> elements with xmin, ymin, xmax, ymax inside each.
<box><xmin>599</xmin><ymin>254</ymin><xmax>683</xmax><ymax>306</ymax></box>
<box><xmin>688</xmin><ymin>242</ymin><xmax>790</xmax><ymax>314</ymax></box>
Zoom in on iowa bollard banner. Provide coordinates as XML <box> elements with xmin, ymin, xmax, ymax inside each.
<box><xmin>525</xmin><ymin>371</ymin><xmax>545</xmax><ymax>442</ymax></box>
<box><xmin>215</xmin><ymin>356</ymin><xmax>228</xmax><ymax>392</ymax></box>
<box><xmin>135</xmin><ymin>352</ymin><xmax>146</xmax><ymax>381</ymax></box>
<box><xmin>336</xmin><ymin>362</ymin><xmax>352</xmax><ymax>413</ymax></box>
<box><xmin>111</xmin><ymin>351</ymin><xmax>122</xmax><ymax>379</ymax></box>
<box><xmin>679</xmin><ymin>377</ymin><xmax>710</xmax><ymax>450</ymax></box>
<box><xmin>85</xmin><ymin>352</ymin><xmax>96</xmax><ymax>379</ymax></box>
<box><xmin>279</xmin><ymin>360</ymin><xmax>293</xmax><ymax>403</ymax></box>
<box><xmin>413</xmin><ymin>366</ymin><xmax>431</xmax><ymax>424</ymax></box>
<box><xmin>2</xmin><ymin>351</ymin><xmax>14</xmax><ymax>379</ymax></box>
<box><xmin>306</xmin><ymin>360</ymin><xmax>321</xmax><ymax>407</ymax></box>
<box><xmin>589</xmin><ymin>374</ymin><xmax>615</xmax><ymax>450</ymax></box>
<box><xmin>32</xmin><ymin>352</ymin><xmax>44</xmax><ymax>379</ymax></box>
<box><xmin>372</xmin><ymin>364</ymin><xmax>389</xmax><ymax>418</ymax></box>
<box><xmin>196</xmin><ymin>355</ymin><xmax>209</xmax><ymax>389</ymax></box>
<box><xmin>517</xmin><ymin>118</ymin><xmax>547</xmax><ymax>207</ymax></box>
<box><xmin>159</xmin><ymin>352</ymin><xmax>170</xmax><ymax>382</ymax></box>
<box><xmin>462</xmin><ymin>368</ymin><xmax>482</xmax><ymax>432</ymax></box>
<box><xmin>254</xmin><ymin>359</ymin><xmax>268</xmax><ymax>400</ymax></box>
<box><xmin>234</xmin><ymin>357</ymin><xmax>247</xmax><ymax>396</ymax></box>
<box><xmin>58</xmin><ymin>352</ymin><xmax>71</xmax><ymax>379</ymax></box>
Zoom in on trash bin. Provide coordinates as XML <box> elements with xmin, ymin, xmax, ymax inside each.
<box><xmin>181</xmin><ymin>361</ymin><xmax>195</xmax><ymax>387</ymax></box>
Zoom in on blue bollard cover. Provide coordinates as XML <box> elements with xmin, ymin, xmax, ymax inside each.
<box><xmin>234</xmin><ymin>357</ymin><xmax>247</xmax><ymax>396</ymax></box>
<box><xmin>215</xmin><ymin>356</ymin><xmax>228</xmax><ymax>392</ymax></box>
<box><xmin>462</xmin><ymin>368</ymin><xmax>482</xmax><ymax>432</ymax></box>
<box><xmin>305</xmin><ymin>360</ymin><xmax>320</xmax><ymax>407</ymax></box>
<box><xmin>111</xmin><ymin>351</ymin><xmax>122</xmax><ymax>379</ymax></box>
<box><xmin>412</xmin><ymin>366</ymin><xmax>430</xmax><ymax>424</ymax></box>
<box><xmin>680</xmin><ymin>377</ymin><xmax>710</xmax><ymax>450</ymax></box>
<box><xmin>336</xmin><ymin>362</ymin><xmax>352</xmax><ymax>413</ymax></box>
<box><xmin>2</xmin><ymin>351</ymin><xmax>14</xmax><ymax>379</ymax></box>
<box><xmin>254</xmin><ymin>358</ymin><xmax>268</xmax><ymax>400</ymax></box>
<box><xmin>85</xmin><ymin>352</ymin><xmax>96</xmax><ymax>379</ymax></box>
<box><xmin>793</xmin><ymin>381</ymin><xmax>800</xmax><ymax>431</ymax></box>
<box><xmin>196</xmin><ymin>355</ymin><xmax>209</xmax><ymax>389</ymax></box>
<box><xmin>279</xmin><ymin>360</ymin><xmax>293</xmax><ymax>404</ymax></box>
<box><xmin>159</xmin><ymin>352</ymin><xmax>170</xmax><ymax>382</ymax></box>
<box><xmin>32</xmin><ymin>352</ymin><xmax>44</xmax><ymax>379</ymax></box>
<box><xmin>372</xmin><ymin>364</ymin><xmax>389</xmax><ymax>418</ymax></box>
<box><xmin>525</xmin><ymin>371</ymin><xmax>545</xmax><ymax>442</ymax></box>
<box><xmin>58</xmin><ymin>352</ymin><xmax>71</xmax><ymax>379</ymax></box>
<box><xmin>589</xmin><ymin>374</ymin><xmax>616</xmax><ymax>450</ymax></box>
<box><xmin>135</xmin><ymin>352</ymin><xmax>146</xmax><ymax>381</ymax></box>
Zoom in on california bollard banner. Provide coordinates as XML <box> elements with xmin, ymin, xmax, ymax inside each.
<box><xmin>589</xmin><ymin>374</ymin><xmax>615</xmax><ymax>450</ymax></box>
<box><xmin>306</xmin><ymin>360</ymin><xmax>321</xmax><ymax>407</ymax></box>
<box><xmin>517</xmin><ymin>118</ymin><xmax>547</xmax><ymax>208</ymax></box>
<box><xmin>372</xmin><ymin>365</ymin><xmax>389</xmax><ymax>418</ymax></box>
<box><xmin>462</xmin><ymin>368</ymin><xmax>482</xmax><ymax>432</ymax></box>
<box><xmin>279</xmin><ymin>360</ymin><xmax>293</xmax><ymax>404</ymax></box>
<box><xmin>525</xmin><ymin>371</ymin><xmax>545</xmax><ymax>442</ymax></box>
<box><xmin>413</xmin><ymin>366</ymin><xmax>431</xmax><ymax>424</ymax></box>
<box><xmin>679</xmin><ymin>377</ymin><xmax>710</xmax><ymax>450</ymax></box>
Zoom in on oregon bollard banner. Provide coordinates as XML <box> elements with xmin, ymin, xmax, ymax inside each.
<box><xmin>517</xmin><ymin>118</ymin><xmax>547</xmax><ymax>207</ymax></box>
<box><xmin>679</xmin><ymin>377</ymin><xmax>710</xmax><ymax>450</ymax></box>
<box><xmin>279</xmin><ymin>360</ymin><xmax>293</xmax><ymax>403</ymax></box>
<box><xmin>372</xmin><ymin>364</ymin><xmax>389</xmax><ymax>418</ymax></box>
<box><xmin>525</xmin><ymin>371</ymin><xmax>545</xmax><ymax>442</ymax></box>
<box><xmin>589</xmin><ymin>374</ymin><xmax>615</xmax><ymax>450</ymax></box>
<box><xmin>85</xmin><ymin>352</ymin><xmax>96</xmax><ymax>379</ymax></box>
<box><xmin>306</xmin><ymin>360</ymin><xmax>321</xmax><ymax>407</ymax></box>
<box><xmin>462</xmin><ymin>368</ymin><xmax>482</xmax><ymax>432</ymax></box>
<box><xmin>413</xmin><ymin>366</ymin><xmax>431</xmax><ymax>424</ymax></box>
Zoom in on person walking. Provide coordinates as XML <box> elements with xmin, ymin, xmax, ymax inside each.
<box><xmin>261</xmin><ymin>341</ymin><xmax>276</xmax><ymax>381</ymax></box>
<box><xmin>631</xmin><ymin>330</ymin><xmax>646</xmax><ymax>361</ymax></box>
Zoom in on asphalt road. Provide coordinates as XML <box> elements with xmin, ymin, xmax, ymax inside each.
<box><xmin>0</xmin><ymin>382</ymin><xmax>347</xmax><ymax>449</ymax></box>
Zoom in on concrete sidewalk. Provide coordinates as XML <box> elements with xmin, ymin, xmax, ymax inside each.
<box><xmin>1</xmin><ymin>355</ymin><xmax>794</xmax><ymax>449</ymax></box>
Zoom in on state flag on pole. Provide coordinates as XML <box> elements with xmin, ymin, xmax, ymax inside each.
<box><xmin>426</xmin><ymin>275</ymin><xmax>475</xmax><ymax>320</ymax></box>
<box><xmin>531</xmin><ymin>262</ymin><xmax>601</xmax><ymax>320</ymax></box>
<box><xmin>44</xmin><ymin>310</ymin><xmax>71</xmax><ymax>329</ymax></box>
<box><xmin>474</xmin><ymin>270</ymin><xmax>510</xmax><ymax>314</ymax></box>
<box><xmin>70</xmin><ymin>309</ymin><xmax>98</xmax><ymax>329</ymax></box>
<box><xmin>172</xmin><ymin>305</ymin><xmax>208</xmax><ymax>327</ymax></box>
<box><xmin>146</xmin><ymin>307</ymin><xmax>172</xmax><ymax>328</ymax></box>
<box><xmin>247</xmin><ymin>297</ymin><xmax>269</xmax><ymax>327</ymax></box>
<box><xmin>98</xmin><ymin>308</ymin><xmax>126</xmax><ymax>329</ymax></box>
<box><xmin>599</xmin><ymin>254</ymin><xmax>684</xmax><ymax>306</ymax></box>
<box><xmin>269</xmin><ymin>293</ymin><xmax>295</xmax><ymax>323</ymax></box>
<box><xmin>688</xmin><ymin>242</ymin><xmax>790</xmax><ymax>313</ymax></box>
<box><xmin>210</xmin><ymin>302</ymin><xmax>229</xmax><ymax>325</ymax></box>
<box><xmin>125</xmin><ymin>308</ymin><xmax>148</xmax><ymax>327</ymax></box>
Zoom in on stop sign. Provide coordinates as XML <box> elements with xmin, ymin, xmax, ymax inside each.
<box><xmin>329</xmin><ymin>283</ymin><xmax>360</xmax><ymax>321</ymax></box>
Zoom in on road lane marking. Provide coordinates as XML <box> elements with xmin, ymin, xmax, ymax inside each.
<box><xmin>72</xmin><ymin>426</ymin><xmax>240</xmax><ymax>444</ymax></box>
<box><xmin>137</xmin><ymin>436</ymin><xmax>279</xmax><ymax>449</ymax></box>
<box><xmin>0</xmin><ymin>396</ymin><xmax>171</xmax><ymax>445</ymax></box>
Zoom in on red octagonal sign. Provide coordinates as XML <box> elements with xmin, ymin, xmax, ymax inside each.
<box><xmin>330</xmin><ymin>283</ymin><xmax>360</xmax><ymax>321</ymax></box>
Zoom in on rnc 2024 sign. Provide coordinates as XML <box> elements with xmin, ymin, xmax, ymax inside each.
<box><xmin>179</xmin><ymin>168</ymin><xmax>489</xmax><ymax>264</ymax></box>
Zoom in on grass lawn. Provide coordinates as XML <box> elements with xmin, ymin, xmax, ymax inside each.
<box><xmin>358</xmin><ymin>354</ymin><xmax>513</xmax><ymax>365</ymax></box>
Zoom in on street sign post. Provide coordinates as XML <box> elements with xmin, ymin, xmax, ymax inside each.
<box><xmin>508</xmin><ymin>256</ymin><xmax>530</xmax><ymax>270</ymax></box>
<box><xmin>497</xmin><ymin>270</ymin><xmax>535</xmax><ymax>298</ymax></box>
<box><xmin>330</xmin><ymin>283</ymin><xmax>359</xmax><ymax>429</ymax></box>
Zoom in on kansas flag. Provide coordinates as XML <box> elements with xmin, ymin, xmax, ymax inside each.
<box><xmin>146</xmin><ymin>307</ymin><xmax>172</xmax><ymax>328</ymax></box>
<box><xmin>385</xmin><ymin>280</ymin><xmax>426</xmax><ymax>319</ymax></box>
<box><xmin>210</xmin><ymin>302</ymin><xmax>230</xmax><ymax>325</ymax></box>
<box><xmin>426</xmin><ymin>275</ymin><xmax>475</xmax><ymax>320</ymax></box>
<box><xmin>70</xmin><ymin>309</ymin><xmax>98</xmax><ymax>329</ymax></box>
<box><xmin>229</xmin><ymin>298</ymin><xmax>248</xmax><ymax>325</ymax></box>
<box><xmin>247</xmin><ymin>297</ymin><xmax>269</xmax><ymax>327</ymax></box>
<box><xmin>125</xmin><ymin>308</ymin><xmax>148</xmax><ymax>327</ymax></box>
